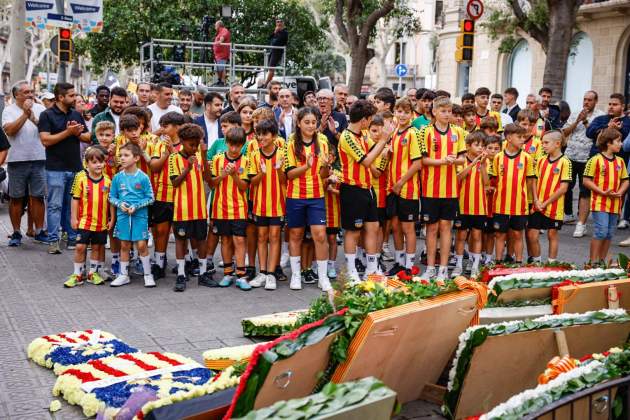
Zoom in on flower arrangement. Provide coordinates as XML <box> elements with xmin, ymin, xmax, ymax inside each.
<box><xmin>241</xmin><ymin>311</ymin><xmax>306</xmax><ymax>337</ymax></box>
<box><xmin>202</xmin><ymin>343</ymin><xmax>268</xmax><ymax>370</ymax></box>
<box><xmin>477</xmin><ymin>261</ymin><xmax>574</xmax><ymax>283</ymax></box>
<box><xmin>443</xmin><ymin>309</ymin><xmax>630</xmax><ymax>419</ymax></box>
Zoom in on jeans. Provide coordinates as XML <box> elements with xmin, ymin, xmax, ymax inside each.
<box><xmin>46</xmin><ymin>170</ymin><xmax>77</xmax><ymax>242</ymax></box>
<box><xmin>592</xmin><ymin>211</ymin><xmax>618</xmax><ymax>240</ymax></box>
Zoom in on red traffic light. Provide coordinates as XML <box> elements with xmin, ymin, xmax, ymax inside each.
<box><xmin>463</xmin><ymin>19</ymin><xmax>474</xmax><ymax>32</ymax></box>
<box><xmin>59</xmin><ymin>28</ymin><xmax>71</xmax><ymax>39</ymax></box>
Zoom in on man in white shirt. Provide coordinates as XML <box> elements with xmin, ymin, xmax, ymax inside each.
<box><xmin>276</xmin><ymin>88</ymin><xmax>295</xmax><ymax>139</ymax></box>
<box><xmin>148</xmin><ymin>83</ymin><xmax>182</xmax><ymax>132</ymax></box>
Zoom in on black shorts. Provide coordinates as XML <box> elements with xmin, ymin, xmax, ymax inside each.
<box><xmin>247</xmin><ymin>200</ymin><xmax>255</xmax><ymax>223</ymax></box>
<box><xmin>492</xmin><ymin>214</ymin><xmax>528</xmax><ymax>233</ymax></box>
<box><xmin>173</xmin><ymin>220</ymin><xmax>208</xmax><ymax>241</ymax></box>
<box><xmin>212</xmin><ymin>219</ymin><xmax>247</xmax><ymax>237</ymax></box>
<box><xmin>377</xmin><ymin>208</ymin><xmax>387</xmax><ymax>227</ymax></box>
<box><xmin>76</xmin><ymin>229</ymin><xmax>108</xmax><ymax>245</ymax></box>
<box><xmin>326</xmin><ymin>227</ymin><xmax>340</xmax><ymax>235</ymax></box>
<box><xmin>454</xmin><ymin>214</ymin><xmax>487</xmax><ymax>231</ymax></box>
<box><xmin>386</xmin><ymin>193</ymin><xmax>419</xmax><ymax>222</ymax></box>
<box><xmin>253</xmin><ymin>215</ymin><xmax>284</xmax><ymax>227</ymax></box>
<box><xmin>340</xmin><ymin>184</ymin><xmax>378</xmax><ymax>231</ymax></box>
<box><xmin>483</xmin><ymin>216</ymin><xmax>495</xmax><ymax>233</ymax></box>
<box><xmin>528</xmin><ymin>212</ymin><xmax>563</xmax><ymax>230</ymax></box>
<box><xmin>268</xmin><ymin>50</ymin><xmax>284</xmax><ymax>67</ymax></box>
<box><xmin>150</xmin><ymin>201</ymin><xmax>174</xmax><ymax>226</ymax></box>
<box><xmin>421</xmin><ymin>197</ymin><xmax>458</xmax><ymax>224</ymax></box>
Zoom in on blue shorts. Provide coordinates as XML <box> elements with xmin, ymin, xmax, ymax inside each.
<box><xmin>286</xmin><ymin>198</ymin><xmax>326</xmax><ymax>228</ymax></box>
<box><xmin>592</xmin><ymin>211</ymin><xmax>618</xmax><ymax>240</ymax></box>
<box><xmin>114</xmin><ymin>213</ymin><xmax>149</xmax><ymax>242</ymax></box>
<box><xmin>215</xmin><ymin>59</ymin><xmax>227</xmax><ymax>72</ymax></box>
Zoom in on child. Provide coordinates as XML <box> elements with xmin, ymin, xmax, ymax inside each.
<box><xmin>94</xmin><ymin>121</ymin><xmax>117</xmax><ymax>277</ymax></box>
<box><xmin>480</xmin><ymin>116</ymin><xmax>499</xmax><ymax>138</ymax></box>
<box><xmin>518</xmin><ymin>109</ymin><xmax>544</xmax><ymax>162</ymax></box>
<box><xmin>584</xmin><ymin>128</ymin><xmax>629</xmax><ymax>264</ymax></box>
<box><xmin>210</xmin><ymin>127</ymin><xmax>252</xmax><ymax>291</ymax></box>
<box><xmin>474</xmin><ymin>87</ymin><xmax>503</xmax><ymax>132</ymax></box>
<box><xmin>482</xmin><ymin>135</ymin><xmax>502</xmax><ymax>264</ymax></box>
<box><xmin>324</xmin><ymin>171</ymin><xmax>341</xmax><ymax>280</ymax></box>
<box><xmin>148</xmin><ymin>111</ymin><xmax>186</xmax><ymax>279</ymax></box>
<box><xmin>526</xmin><ymin>130</ymin><xmax>572</xmax><ymax>263</ymax></box>
<box><xmin>462</xmin><ymin>104</ymin><xmax>477</xmax><ymax>133</ymax></box>
<box><xmin>451</xmin><ymin>104</ymin><xmax>464</xmax><ymax>128</ymax></box>
<box><xmin>386</xmin><ymin>98</ymin><xmax>422</xmax><ymax>276</ymax></box>
<box><xmin>489</xmin><ymin>123</ymin><xmax>535</xmax><ymax>263</ymax></box>
<box><xmin>169</xmin><ymin>123</ymin><xmax>211</xmax><ymax>292</ymax></box>
<box><xmin>247</xmin><ymin>120</ymin><xmax>287</xmax><ymax>290</ymax></box>
<box><xmin>420</xmin><ymin>97</ymin><xmax>467</xmax><ymax>280</ymax></box>
<box><xmin>108</xmin><ymin>142</ymin><xmax>155</xmax><ymax>287</ymax></box>
<box><xmin>64</xmin><ymin>147</ymin><xmax>112</xmax><ymax>288</ymax></box>
<box><xmin>453</xmin><ymin>131</ymin><xmax>488</xmax><ymax>278</ymax></box>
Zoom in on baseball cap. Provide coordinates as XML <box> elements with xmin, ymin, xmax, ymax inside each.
<box><xmin>40</xmin><ymin>92</ymin><xmax>55</xmax><ymax>100</ymax></box>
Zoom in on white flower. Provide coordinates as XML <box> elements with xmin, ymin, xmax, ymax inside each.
<box><xmin>242</xmin><ymin>310</ymin><xmax>305</xmax><ymax>327</ymax></box>
<box><xmin>488</xmin><ymin>268</ymin><xmax>625</xmax><ymax>291</ymax></box>
<box><xmin>203</xmin><ymin>342</ymin><xmax>266</xmax><ymax>361</ymax></box>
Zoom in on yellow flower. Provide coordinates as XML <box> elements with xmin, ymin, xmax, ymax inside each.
<box><xmin>49</xmin><ymin>400</ymin><xmax>62</xmax><ymax>412</ymax></box>
<box><xmin>361</xmin><ymin>281</ymin><xmax>376</xmax><ymax>292</ymax></box>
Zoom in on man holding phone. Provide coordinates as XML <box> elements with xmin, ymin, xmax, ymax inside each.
<box><xmin>586</xmin><ymin>93</ymin><xmax>630</xmax><ymax>155</ymax></box>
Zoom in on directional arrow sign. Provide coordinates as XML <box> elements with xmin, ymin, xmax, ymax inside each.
<box><xmin>395</xmin><ymin>64</ymin><xmax>408</xmax><ymax>77</ymax></box>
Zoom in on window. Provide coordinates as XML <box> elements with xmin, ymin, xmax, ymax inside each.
<box><xmin>435</xmin><ymin>1</ymin><xmax>444</xmax><ymax>26</ymax></box>
<box><xmin>395</xmin><ymin>42</ymin><xmax>407</xmax><ymax>65</ymax></box>
<box><xmin>564</xmin><ymin>32</ymin><xmax>593</xmax><ymax>112</ymax></box>
<box><xmin>507</xmin><ymin>40</ymin><xmax>532</xmax><ymax>108</ymax></box>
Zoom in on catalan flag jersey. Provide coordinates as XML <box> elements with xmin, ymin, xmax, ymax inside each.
<box><xmin>211</xmin><ymin>152</ymin><xmax>249</xmax><ymax>220</ymax></box>
<box><xmin>420</xmin><ymin>123</ymin><xmax>467</xmax><ymax>198</ymax></box>
<box><xmin>325</xmin><ymin>176</ymin><xmax>341</xmax><ymax>229</ymax></box>
<box><xmin>284</xmin><ymin>134</ymin><xmax>329</xmax><ymax>199</ymax></box>
<box><xmin>458</xmin><ymin>157</ymin><xmax>487</xmax><ymax>216</ymax></box>
<box><xmin>535</xmin><ymin>154</ymin><xmax>572</xmax><ymax>220</ymax></box>
<box><xmin>534</xmin><ymin>117</ymin><xmax>546</xmax><ymax>138</ymax></box>
<box><xmin>371</xmin><ymin>154</ymin><xmax>390</xmax><ymax>208</ymax></box>
<box><xmin>489</xmin><ymin>149</ymin><xmax>536</xmax><ymax>216</ymax></box>
<box><xmin>475</xmin><ymin>110</ymin><xmax>503</xmax><ymax>132</ymax></box>
<box><xmin>71</xmin><ymin>171</ymin><xmax>111</xmax><ymax>232</ymax></box>
<box><xmin>338</xmin><ymin>129</ymin><xmax>375</xmax><ymax>189</ymax></box>
<box><xmin>114</xmin><ymin>133</ymin><xmax>155</xmax><ymax>182</ymax></box>
<box><xmin>151</xmin><ymin>141</ymin><xmax>182</xmax><ymax>203</ymax></box>
<box><xmin>248</xmin><ymin>147</ymin><xmax>286</xmax><ymax>217</ymax></box>
<box><xmin>168</xmin><ymin>151</ymin><xmax>207</xmax><ymax>221</ymax></box>
<box><xmin>246</xmin><ymin>136</ymin><xmax>285</xmax><ymax>157</ymax></box>
<box><xmin>103</xmin><ymin>149</ymin><xmax>117</xmax><ymax>180</ymax></box>
<box><xmin>524</xmin><ymin>135</ymin><xmax>544</xmax><ymax>162</ymax></box>
<box><xmin>584</xmin><ymin>153</ymin><xmax>629</xmax><ymax>214</ymax></box>
<box><xmin>387</xmin><ymin>126</ymin><xmax>422</xmax><ymax>200</ymax></box>
<box><xmin>486</xmin><ymin>160</ymin><xmax>498</xmax><ymax>218</ymax></box>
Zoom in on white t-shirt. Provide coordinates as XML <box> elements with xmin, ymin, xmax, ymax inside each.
<box><xmin>283</xmin><ymin>109</ymin><xmax>294</xmax><ymax>139</ymax></box>
<box><xmin>1</xmin><ymin>102</ymin><xmax>46</xmax><ymax>162</ymax></box>
<box><xmin>112</xmin><ymin>113</ymin><xmax>120</xmax><ymax>135</ymax></box>
<box><xmin>204</xmin><ymin>114</ymin><xmax>220</xmax><ymax>146</ymax></box>
<box><xmin>148</xmin><ymin>103</ymin><xmax>183</xmax><ymax>132</ymax></box>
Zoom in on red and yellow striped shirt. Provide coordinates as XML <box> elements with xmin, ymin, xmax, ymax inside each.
<box><xmin>535</xmin><ymin>154</ymin><xmax>572</xmax><ymax>220</ymax></box>
<box><xmin>151</xmin><ymin>141</ymin><xmax>182</xmax><ymax>203</ymax></box>
<box><xmin>246</xmin><ymin>136</ymin><xmax>285</xmax><ymax>156</ymax></box>
<box><xmin>248</xmin><ymin>147</ymin><xmax>286</xmax><ymax>217</ymax></box>
<box><xmin>475</xmin><ymin>110</ymin><xmax>503</xmax><ymax>132</ymax></box>
<box><xmin>524</xmin><ymin>136</ymin><xmax>544</xmax><ymax>162</ymax></box>
<box><xmin>103</xmin><ymin>150</ymin><xmax>117</xmax><ymax>180</ymax></box>
<box><xmin>115</xmin><ymin>133</ymin><xmax>155</xmax><ymax>186</ymax></box>
<box><xmin>71</xmin><ymin>171</ymin><xmax>111</xmax><ymax>232</ymax></box>
<box><xmin>283</xmin><ymin>134</ymin><xmax>329</xmax><ymax>200</ymax></box>
<box><xmin>458</xmin><ymin>157</ymin><xmax>487</xmax><ymax>216</ymax></box>
<box><xmin>387</xmin><ymin>126</ymin><xmax>422</xmax><ymax>200</ymax></box>
<box><xmin>489</xmin><ymin>150</ymin><xmax>535</xmax><ymax>216</ymax></box>
<box><xmin>338</xmin><ymin>129</ymin><xmax>374</xmax><ymax>189</ymax></box>
<box><xmin>325</xmin><ymin>179</ymin><xmax>341</xmax><ymax>229</ymax></box>
<box><xmin>371</xmin><ymin>154</ymin><xmax>389</xmax><ymax>208</ymax></box>
<box><xmin>584</xmin><ymin>153</ymin><xmax>629</xmax><ymax>214</ymax></box>
<box><xmin>420</xmin><ymin>124</ymin><xmax>467</xmax><ymax>198</ymax></box>
<box><xmin>211</xmin><ymin>152</ymin><xmax>249</xmax><ymax>220</ymax></box>
<box><xmin>168</xmin><ymin>151</ymin><xmax>207</xmax><ymax>221</ymax></box>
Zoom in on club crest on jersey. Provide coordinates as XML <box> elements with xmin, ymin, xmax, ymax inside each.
<box><xmin>517</xmin><ymin>162</ymin><xmax>524</xmax><ymax>170</ymax></box>
<box><xmin>238</xmin><ymin>166</ymin><xmax>245</xmax><ymax>174</ymax></box>
<box><xmin>401</xmin><ymin>137</ymin><xmax>408</xmax><ymax>145</ymax></box>
<box><xmin>553</xmin><ymin>167</ymin><xmax>560</xmax><ymax>174</ymax></box>
<box><xmin>134</xmin><ymin>183</ymin><xmax>142</xmax><ymax>190</ymax></box>
<box><xmin>616</xmin><ymin>165</ymin><xmax>621</xmax><ymax>171</ymax></box>
<box><xmin>451</xmin><ymin>134</ymin><xmax>457</xmax><ymax>143</ymax></box>
<box><xmin>529</xmin><ymin>146</ymin><xmax>536</xmax><ymax>153</ymax></box>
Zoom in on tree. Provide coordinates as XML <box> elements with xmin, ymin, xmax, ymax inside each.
<box><xmin>483</xmin><ymin>0</ymin><xmax>584</xmax><ymax>100</ymax></box>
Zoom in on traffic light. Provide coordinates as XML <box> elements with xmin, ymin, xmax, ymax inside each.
<box><xmin>58</xmin><ymin>28</ymin><xmax>73</xmax><ymax>63</ymax></box>
<box><xmin>455</xmin><ymin>19</ymin><xmax>474</xmax><ymax>62</ymax></box>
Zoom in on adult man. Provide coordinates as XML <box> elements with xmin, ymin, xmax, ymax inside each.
<box><xmin>526</xmin><ymin>94</ymin><xmax>550</xmax><ymax>136</ymax></box>
<box><xmin>586</xmin><ymin>93</ymin><xmax>630</xmax><ymax>150</ymax></box>
<box><xmin>89</xmin><ymin>85</ymin><xmax>110</xmax><ymax>118</ymax></box>
<box><xmin>38</xmin><ymin>82</ymin><xmax>91</xmax><ymax>254</ymax></box>
<box><xmin>136</xmin><ymin>82</ymin><xmax>151</xmax><ymax>107</ymax></box>
<box><xmin>260</xmin><ymin>80</ymin><xmax>281</xmax><ymax>109</ymax></box>
<box><xmin>194</xmin><ymin>91</ymin><xmax>224</xmax><ymax>146</ymax></box>
<box><xmin>474</xmin><ymin>87</ymin><xmax>503</xmax><ymax>131</ymax></box>
<box><xmin>316</xmin><ymin>88</ymin><xmax>347</xmax><ymax>150</ymax></box>
<box><xmin>2</xmin><ymin>81</ymin><xmax>48</xmax><ymax>246</ymax></box>
<box><xmin>90</xmin><ymin>86</ymin><xmax>128</xmax><ymax>142</ymax></box>
<box><xmin>40</xmin><ymin>92</ymin><xmax>55</xmax><ymax>109</ymax></box>
<box><xmin>502</xmin><ymin>87</ymin><xmax>521</xmax><ymax>121</ymax></box>
<box><xmin>263</xmin><ymin>19</ymin><xmax>288</xmax><ymax>88</ymax></box>
<box><xmin>178</xmin><ymin>89</ymin><xmax>194</xmax><ymax>115</ymax></box>
<box><xmin>334</xmin><ymin>84</ymin><xmax>349</xmax><ymax>114</ymax></box>
<box><xmin>302</xmin><ymin>91</ymin><xmax>317</xmax><ymax>108</ymax></box>
<box><xmin>213</xmin><ymin>20</ymin><xmax>231</xmax><ymax>86</ymax></box>
<box><xmin>406</xmin><ymin>88</ymin><xmax>417</xmax><ymax>111</ymax></box>
<box><xmin>222</xmin><ymin>83</ymin><xmax>245</xmax><ymax>114</ymax></box>
<box><xmin>191</xmin><ymin>86</ymin><xmax>206</xmax><ymax>115</ymax></box>
<box><xmin>275</xmin><ymin>88</ymin><xmax>296</xmax><ymax>139</ymax></box>
<box><xmin>539</xmin><ymin>87</ymin><xmax>561</xmax><ymax>129</ymax></box>
<box><xmin>148</xmin><ymin>83</ymin><xmax>182</xmax><ymax>132</ymax></box>
<box><xmin>346</xmin><ymin>94</ymin><xmax>358</xmax><ymax>110</ymax></box>
<box><xmin>490</xmin><ymin>93</ymin><xmax>513</xmax><ymax>126</ymax></box>
<box><xmin>562</xmin><ymin>90</ymin><xmax>605</xmax><ymax>237</ymax></box>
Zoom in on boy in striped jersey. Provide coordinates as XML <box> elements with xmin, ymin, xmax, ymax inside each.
<box><xmin>526</xmin><ymin>130</ymin><xmax>571</xmax><ymax>263</ymax></box>
<box><xmin>64</xmin><ymin>147</ymin><xmax>112</xmax><ymax>288</ymax></box>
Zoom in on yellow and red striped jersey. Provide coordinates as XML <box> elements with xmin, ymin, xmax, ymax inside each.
<box><xmin>458</xmin><ymin>157</ymin><xmax>487</xmax><ymax>216</ymax></box>
<box><xmin>524</xmin><ymin>135</ymin><xmax>544</xmax><ymax>162</ymax></box>
<box><xmin>475</xmin><ymin>110</ymin><xmax>503</xmax><ymax>132</ymax></box>
<box><xmin>486</xmin><ymin>163</ymin><xmax>498</xmax><ymax>218</ymax></box>
<box><xmin>283</xmin><ymin>134</ymin><xmax>329</xmax><ymax>200</ymax></box>
<box><xmin>420</xmin><ymin>124</ymin><xmax>467</xmax><ymax>198</ymax></box>
<box><xmin>71</xmin><ymin>171</ymin><xmax>111</xmax><ymax>232</ymax></box>
<box><xmin>325</xmin><ymin>178</ymin><xmax>341</xmax><ymax>229</ymax></box>
<box><xmin>584</xmin><ymin>153</ymin><xmax>629</xmax><ymax>214</ymax></box>
<box><xmin>115</xmin><ymin>132</ymin><xmax>156</xmax><ymax>183</ymax></box>
<box><xmin>211</xmin><ymin>152</ymin><xmax>249</xmax><ymax>220</ymax></box>
<box><xmin>168</xmin><ymin>151</ymin><xmax>207</xmax><ymax>221</ymax></box>
<box><xmin>535</xmin><ymin>154</ymin><xmax>572</xmax><ymax>220</ymax></box>
<box><xmin>371</xmin><ymin>153</ymin><xmax>389</xmax><ymax>208</ymax></box>
<box><xmin>387</xmin><ymin>126</ymin><xmax>422</xmax><ymax>200</ymax></box>
<box><xmin>489</xmin><ymin>150</ymin><xmax>535</xmax><ymax>216</ymax></box>
<box><xmin>248</xmin><ymin>147</ymin><xmax>286</xmax><ymax>217</ymax></box>
<box><xmin>151</xmin><ymin>141</ymin><xmax>182</xmax><ymax>203</ymax></box>
<box><xmin>338</xmin><ymin>129</ymin><xmax>375</xmax><ymax>189</ymax></box>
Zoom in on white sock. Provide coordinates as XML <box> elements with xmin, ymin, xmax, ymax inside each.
<box><xmin>316</xmin><ymin>260</ymin><xmax>331</xmax><ymax>290</ymax></box>
<box><xmin>290</xmin><ymin>256</ymin><xmax>301</xmax><ymax>276</ymax></box>
<box><xmin>425</xmin><ymin>265</ymin><xmax>436</xmax><ymax>274</ymax></box>
<box><xmin>200</xmin><ymin>258</ymin><xmax>207</xmax><ymax>274</ymax></box>
<box><xmin>471</xmin><ymin>253</ymin><xmax>481</xmax><ymax>270</ymax></box>
<box><xmin>455</xmin><ymin>254</ymin><xmax>464</xmax><ymax>269</ymax></box>
<box><xmin>191</xmin><ymin>249</ymin><xmax>198</xmax><ymax>260</ymax></box>
<box><xmin>73</xmin><ymin>262</ymin><xmax>83</xmax><ymax>275</ymax></box>
<box><xmin>327</xmin><ymin>260</ymin><xmax>335</xmax><ymax>270</ymax></box>
<box><xmin>177</xmin><ymin>259</ymin><xmax>186</xmax><ymax>276</ymax></box>
<box><xmin>366</xmin><ymin>254</ymin><xmax>378</xmax><ymax>274</ymax></box>
<box><xmin>548</xmin><ymin>258</ymin><xmax>557</xmax><ymax>263</ymax></box>
<box><xmin>345</xmin><ymin>253</ymin><xmax>357</xmax><ymax>273</ymax></box>
<box><xmin>282</xmin><ymin>241</ymin><xmax>289</xmax><ymax>254</ymax></box>
<box><xmin>89</xmin><ymin>260</ymin><xmax>99</xmax><ymax>274</ymax></box>
<box><xmin>121</xmin><ymin>261</ymin><xmax>129</xmax><ymax>276</ymax></box>
<box><xmin>438</xmin><ymin>265</ymin><xmax>448</xmax><ymax>277</ymax></box>
<box><xmin>155</xmin><ymin>252</ymin><xmax>166</xmax><ymax>268</ymax></box>
<box><xmin>405</xmin><ymin>253</ymin><xmax>415</xmax><ymax>269</ymax></box>
<box><xmin>395</xmin><ymin>250</ymin><xmax>405</xmax><ymax>266</ymax></box>
<box><xmin>140</xmin><ymin>255</ymin><xmax>151</xmax><ymax>275</ymax></box>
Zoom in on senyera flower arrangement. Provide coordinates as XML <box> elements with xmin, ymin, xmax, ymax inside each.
<box><xmin>477</xmin><ymin>261</ymin><xmax>574</xmax><ymax>283</ymax></box>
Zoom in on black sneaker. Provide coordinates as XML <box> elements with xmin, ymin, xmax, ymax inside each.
<box><xmin>302</xmin><ymin>269</ymin><xmax>317</xmax><ymax>284</ymax></box>
<box><xmin>171</xmin><ymin>264</ymin><xmax>178</xmax><ymax>274</ymax></box>
<box><xmin>527</xmin><ymin>256</ymin><xmax>534</xmax><ymax>264</ymax></box>
<box><xmin>355</xmin><ymin>260</ymin><xmax>366</xmax><ymax>275</ymax></box>
<box><xmin>151</xmin><ymin>264</ymin><xmax>165</xmax><ymax>280</ymax></box>
<box><xmin>274</xmin><ymin>266</ymin><xmax>288</xmax><ymax>282</ymax></box>
<box><xmin>245</xmin><ymin>266</ymin><xmax>256</xmax><ymax>281</ymax></box>
<box><xmin>504</xmin><ymin>255</ymin><xmax>515</xmax><ymax>264</ymax></box>
<box><xmin>174</xmin><ymin>275</ymin><xmax>187</xmax><ymax>292</ymax></box>
<box><xmin>207</xmin><ymin>261</ymin><xmax>216</xmax><ymax>275</ymax></box>
<box><xmin>386</xmin><ymin>263</ymin><xmax>406</xmax><ymax>276</ymax></box>
<box><xmin>189</xmin><ymin>259</ymin><xmax>200</xmax><ymax>276</ymax></box>
<box><xmin>8</xmin><ymin>231</ymin><xmax>22</xmax><ymax>247</ymax></box>
<box><xmin>198</xmin><ymin>272</ymin><xmax>220</xmax><ymax>287</ymax></box>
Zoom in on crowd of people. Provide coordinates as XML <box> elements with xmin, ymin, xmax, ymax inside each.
<box><xmin>2</xmin><ymin>78</ymin><xmax>630</xmax><ymax>293</ymax></box>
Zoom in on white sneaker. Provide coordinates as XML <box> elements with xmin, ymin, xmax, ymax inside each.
<box><xmin>619</xmin><ymin>220</ymin><xmax>630</xmax><ymax>229</ymax></box>
<box><xmin>144</xmin><ymin>274</ymin><xmax>156</xmax><ymax>288</ymax></box>
<box><xmin>619</xmin><ymin>237</ymin><xmax>630</xmax><ymax>247</ymax></box>
<box><xmin>110</xmin><ymin>274</ymin><xmax>130</xmax><ymax>287</ymax></box>
<box><xmin>419</xmin><ymin>267</ymin><xmax>436</xmax><ymax>281</ymax></box>
<box><xmin>347</xmin><ymin>270</ymin><xmax>361</xmax><ymax>284</ymax></box>
<box><xmin>290</xmin><ymin>273</ymin><xmax>302</xmax><ymax>290</ymax></box>
<box><xmin>318</xmin><ymin>276</ymin><xmax>332</xmax><ymax>292</ymax></box>
<box><xmin>148</xmin><ymin>232</ymin><xmax>154</xmax><ymax>248</ymax></box>
<box><xmin>381</xmin><ymin>243</ymin><xmax>394</xmax><ymax>261</ymax></box>
<box><xmin>470</xmin><ymin>267</ymin><xmax>480</xmax><ymax>278</ymax></box>
<box><xmin>264</xmin><ymin>274</ymin><xmax>277</xmax><ymax>290</ymax></box>
<box><xmin>280</xmin><ymin>252</ymin><xmax>290</xmax><ymax>268</ymax></box>
<box><xmin>249</xmin><ymin>272</ymin><xmax>268</xmax><ymax>288</ymax></box>
<box><xmin>573</xmin><ymin>223</ymin><xmax>586</xmax><ymax>238</ymax></box>
<box><xmin>451</xmin><ymin>266</ymin><xmax>463</xmax><ymax>278</ymax></box>
<box><xmin>437</xmin><ymin>267</ymin><xmax>449</xmax><ymax>280</ymax></box>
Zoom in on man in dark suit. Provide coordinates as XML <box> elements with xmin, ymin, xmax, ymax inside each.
<box><xmin>193</xmin><ymin>91</ymin><xmax>224</xmax><ymax>146</ymax></box>
<box><xmin>502</xmin><ymin>87</ymin><xmax>521</xmax><ymax>121</ymax></box>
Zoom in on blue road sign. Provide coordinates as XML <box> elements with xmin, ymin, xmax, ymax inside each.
<box><xmin>395</xmin><ymin>64</ymin><xmax>408</xmax><ymax>77</ymax></box>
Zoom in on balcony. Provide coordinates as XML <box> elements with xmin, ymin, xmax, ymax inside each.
<box><xmin>579</xmin><ymin>0</ymin><xmax>630</xmax><ymax>19</ymax></box>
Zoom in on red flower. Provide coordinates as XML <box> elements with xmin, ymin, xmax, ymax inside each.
<box><xmin>410</xmin><ymin>266</ymin><xmax>420</xmax><ymax>275</ymax></box>
<box><xmin>397</xmin><ymin>270</ymin><xmax>412</xmax><ymax>281</ymax></box>
<box><xmin>420</xmin><ymin>280</ymin><xmax>429</xmax><ymax>285</ymax></box>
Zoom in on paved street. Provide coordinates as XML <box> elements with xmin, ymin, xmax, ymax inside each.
<box><xmin>0</xmin><ymin>200</ymin><xmax>626</xmax><ymax>420</ymax></box>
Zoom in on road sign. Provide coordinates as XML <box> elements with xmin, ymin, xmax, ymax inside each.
<box><xmin>395</xmin><ymin>64</ymin><xmax>408</xmax><ymax>78</ymax></box>
<box><xmin>46</xmin><ymin>13</ymin><xmax>73</xmax><ymax>29</ymax></box>
<box><xmin>466</xmin><ymin>0</ymin><xmax>484</xmax><ymax>20</ymax></box>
